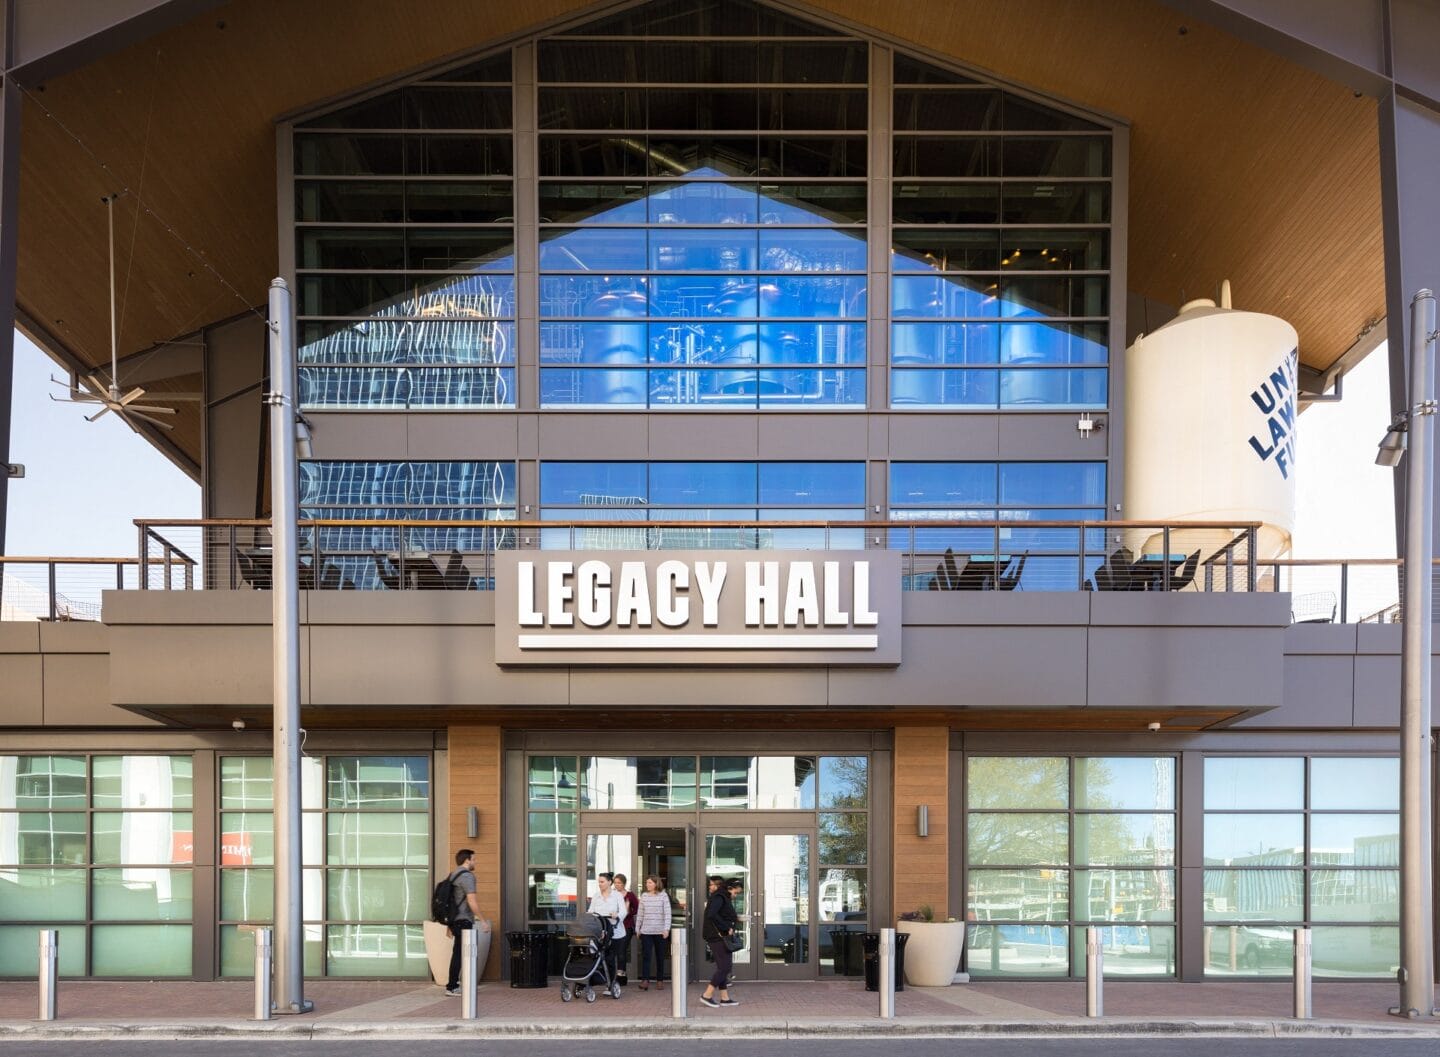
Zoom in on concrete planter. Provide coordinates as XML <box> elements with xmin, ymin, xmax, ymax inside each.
<box><xmin>424</xmin><ymin>919</ymin><xmax>492</xmax><ymax>985</ymax></box>
<box><xmin>896</xmin><ymin>920</ymin><xmax>965</xmax><ymax>987</ymax></box>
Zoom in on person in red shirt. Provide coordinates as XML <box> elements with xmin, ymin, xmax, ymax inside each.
<box><xmin>614</xmin><ymin>873</ymin><xmax>640</xmax><ymax>985</ymax></box>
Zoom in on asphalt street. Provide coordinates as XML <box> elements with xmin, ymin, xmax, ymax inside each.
<box><xmin>0</xmin><ymin>1040</ymin><xmax>1434</xmax><ymax>1056</ymax></box>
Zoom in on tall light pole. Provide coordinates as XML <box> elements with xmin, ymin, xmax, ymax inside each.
<box><xmin>1378</xmin><ymin>288</ymin><xmax>1437</xmax><ymax>1019</ymax></box>
<box><xmin>267</xmin><ymin>277</ymin><xmax>313</xmax><ymax>1015</ymax></box>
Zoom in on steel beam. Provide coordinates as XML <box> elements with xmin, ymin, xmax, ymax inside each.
<box><xmin>0</xmin><ymin>8</ymin><xmax>19</xmax><ymax>557</ymax></box>
<box><xmin>8</xmin><ymin>0</ymin><xmax>221</xmax><ymax>83</ymax></box>
<box><xmin>1160</xmin><ymin>0</ymin><xmax>1439</xmax><ymax>106</ymax></box>
<box><xmin>13</xmin><ymin>308</ymin><xmax>200</xmax><ymax>481</ymax></box>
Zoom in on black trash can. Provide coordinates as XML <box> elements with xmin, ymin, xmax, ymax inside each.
<box><xmin>862</xmin><ymin>931</ymin><xmax>909</xmax><ymax>992</ymax></box>
<box><xmin>506</xmin><ymin>930</ymin><xmax>550</xmax><ymax>988</ymax></box>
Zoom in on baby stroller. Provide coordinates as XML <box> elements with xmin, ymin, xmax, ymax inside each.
<box><xmin>559</xmin><ymin>913</ymin><xmax>621</xmax><ymax>1003</ymax></box>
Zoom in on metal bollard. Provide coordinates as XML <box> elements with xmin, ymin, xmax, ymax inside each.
<box><xmin>671</xmin><ymin>926</ymin><xmax>688</xmax><ymax>1019</ymax></box>
<box><xmin>877</xmin><ymin>927</ymin><xmax>896</xmax><ymax>1020</ymax></box>
<box><xmin>1085</xmin><ymin>927</ymin><xmax>1103</xmax><ymax>1018</ymax></box>
<box><xmin>461</xmin><ymin>928</ymin><xmax>479</xmax><ymax>1020</ymax></box>
<box><xmin>37</xmin><ymin>930</ymin><xmax>58</xmax><ymax>1021</ymax></box>
<box><xmin>1293</xmin><ymin>927</ymin><xmax>1312</xmax><ymax>1020</ymax></box>
<box><xmin>253</xmin><ymin>927</ymin><xmax>273</xmax><ymax>1021</ymax></box>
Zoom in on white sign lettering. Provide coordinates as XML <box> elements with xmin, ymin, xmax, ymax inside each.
<box><xmin>515</xmin><ymin>557</ymin><xmax>879</xmax><ymax>640</ymax></box>
<box><xmin>496</xmin><ymin>551</ymin><xmax>900</xmax><ymax>665</ymax></box>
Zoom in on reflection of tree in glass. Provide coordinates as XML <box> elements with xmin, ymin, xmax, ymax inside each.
<box><xmin>821</xmin><ymin>756</ymin><xmax>868</xmax><ymax>809</ymax></box>
<box><xmin>968</xmin><ymin>757</ymin><xmax>1067</xmax><ymax>811</ymax></box>
<box><xmin>968</xmin><ymin>757</ymin><xmax>1171</xmax><ymax>867</ymax></box>
<box><xmin>819</xmin><ymin>812</ymin><xmax>867</xmax><ymax>866</ymax></box>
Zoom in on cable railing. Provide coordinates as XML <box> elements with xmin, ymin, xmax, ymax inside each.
<box><xmin>1257</xmin><ymin>558</ymin><xmax>1405</xmax><ymax>624</ymax></box>
<box><xmin>133</xmin><ymin>517</ymin><xmax>1264</xmax><ymax>596</ymax></box>
<box><xmin>0</xmin><ymin>556</ymin><xmax>186</xmax><ymax>621</ymax></box>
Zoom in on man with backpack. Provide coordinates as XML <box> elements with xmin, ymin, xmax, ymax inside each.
<box><xmin>436</xmin><ymin>848</ymin><xmax>480</xmax><ymax>996</ymax></box>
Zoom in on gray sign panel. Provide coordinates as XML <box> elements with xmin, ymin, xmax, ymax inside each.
<box><xmin>494</xmin><ymin>550</ymin><xmax>902</xmax><ymax>666</ymax></box>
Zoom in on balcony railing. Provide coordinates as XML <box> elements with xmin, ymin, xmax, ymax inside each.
<box><xmin>0</xmin><ymin>555</ymin><xmax>189</xmax><ymax>621</ymax></box>
<box><xmin>0</xmin><ymin>522</ymin><xmax>1411</xmax><ymax>624</ymax></box>
<box><xmin>133</xmin><ymin>517</ymin><xmax>1266</xmax><ymax>596</ymax></box>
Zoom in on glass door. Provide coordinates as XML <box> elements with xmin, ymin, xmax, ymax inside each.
<box><xmin>699</xmin><ymin>827</ymin><xmax>816</xmax><ymax>980</ymax></box>
<box><xmin>578</xmin><ymin>825</ymin><xmax>637</xmax><ymax>922</ymax></box>
<box><xmin>759</xmin><ymin>831</ymin><xmax>814</xmax><ymax>980</ymax></box>
<box><xmin>700</xmin><ymin>831</ymin><xmax>755</xmax><ymax>981</ymax></box>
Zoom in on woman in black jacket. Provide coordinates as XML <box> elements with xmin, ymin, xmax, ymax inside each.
<box><xmin>700</xmin><ymin>874</ymin><xmax>740</xmax><ymax>1007</ymax></box>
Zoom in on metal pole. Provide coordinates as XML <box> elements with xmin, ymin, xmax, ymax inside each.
<box><xmin>461</xmin><ymin>928</ymin><xmax>478</xmax><ymax>1019</ymax></box>
<box><xmin>878</xmin><ymin>927</ymin><xmax>896</xmax><ymax>1019</ymax></box>
<box><xmin>1085</xmin><ymin>926</ymin><xmax>1103</xmax><ymax>1017</ymax></box>
<box><xmin>1393</xmin><ymin>288</ymin><xmax>1438</xmax><ymax>1020</ymax></box>
<box><xmin>267</xmin><ymin>277</ymin><xmax>313</xmax><ymax>1016</ymax></box>
<box><xmin>670</xmin><ymin>926</ymin><xmax>687</xmax><ymax>1019</ymax></box>
<box><xmin>254</xmin><ymin>927</ymin><xmax>272</xmax><ymax>1021</ymax></box>
<box><xmin>37</xmin><ymin>929</ymin><xmax>57</xmax><ymax>1021</ymax></box>
<box><xmin>1293</xmin><ymin>927</ymin><xmax>1312</xmax><ymax>1020</ymax></box>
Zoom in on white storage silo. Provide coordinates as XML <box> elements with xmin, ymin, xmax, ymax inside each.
<box><xmin>1124</xmin><ymin>282</ymin><xmax>1297</xmax><ymax>568</ymax></box>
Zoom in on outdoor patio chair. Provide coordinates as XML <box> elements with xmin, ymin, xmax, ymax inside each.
<box><xmin>1291</xmin><ymin>591</ymin><xmax>1338</xmax><ymax>624</ymax></box>
<box><xmin>996</xmin><ymin>553</ymin><xmax>1028</xmax><ymax>591</ymax></box>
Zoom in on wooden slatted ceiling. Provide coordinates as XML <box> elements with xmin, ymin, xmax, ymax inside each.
<box><xmin>18</xmin><ymin>0</ymin><xmax>1383</xmax><ymax>475</ymax></box>
<box><xmin>824</xmin><ymin>0</ymin><xmax>1384</xmax><ymax>361</ymax></box>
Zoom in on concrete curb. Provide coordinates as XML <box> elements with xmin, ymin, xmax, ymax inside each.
<box><xmin>3</xmin><ymin>1017</ymin><xmax>1440</xmax><ymax>1040</ymax></box>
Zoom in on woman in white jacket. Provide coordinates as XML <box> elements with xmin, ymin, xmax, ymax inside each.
<box><xmin>586</xmin><ymin>871</ymin><xmax>626</xmax><ymax>981</ymax></box>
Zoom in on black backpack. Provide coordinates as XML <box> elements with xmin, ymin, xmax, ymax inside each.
<box><xmin>431</xmin><ymin>870</ymin><xmax>460</xmax><ymax>925</ymax></box>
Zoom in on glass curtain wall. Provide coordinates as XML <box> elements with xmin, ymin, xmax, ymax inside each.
<box><xmin>889</xmin><ymin>462</ymin><xmax>1106</xmax><ymax>590</ymax></box>
<box><xmin>297</xmin><ymin>460</ymin><xmax>517</xmax><ymax>588</ymax></box>
<box><xmin>0</xmin><ymin>755</ymin><xmax>194</xmax><ymax>977</ymax></box>
<box><xmin>218</xmin><ymin>755</ymin><xmax>432</xmax><ymax>978</ymax></box>
<box><xmin>524</xmin><ymin>753</ymin><xmax>869</xmax><ymax>975</ymax></box>
<box><xmin>537</xmin><ymin>7</ymin><xmax>868</xmax><ymax>408</ymax></box>
<box><xmin>287</xmin><ymin>0</ymin><xmax>1114</xmax><ymax>414</ymax></box>
<box><xmin>294</xmin><ymin>52</ymin><xmax>517</xmax><ymax>409</ymax></box>
<box><xmin>890</xmin><ymin>53</ymin><xmax>1112</xmax><ymax>409</ymax></box>
<box><xmin>966</xmin><ymin>756</ymin><xmax>1176</xmax><ymax>978</ymax></box>
<box><xmin>1202</xmin><ymin>756</ymin><xmax>1398</xmax><ymax>978</ymax></box>
<box><xmin>539</xmin><ymin>460</ymin><xmax>865</xmax><ymax>549</ymax></box>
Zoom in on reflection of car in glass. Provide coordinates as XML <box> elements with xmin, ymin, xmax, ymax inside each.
<box><xmin>1227</xmin><ymin>926</ymin><xmax>1290</xmax><ymax>970</ymax></box>
<box><xmin>1242</xmin><ymin>928</ymin><xmax>1294</xmax><ymax>969</ymax></box>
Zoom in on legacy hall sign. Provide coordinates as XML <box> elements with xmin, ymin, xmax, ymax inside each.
<box><xmin>494</xmin><ymin>551</ymin><xmax>901</xmax><ymax>666</ymax></box>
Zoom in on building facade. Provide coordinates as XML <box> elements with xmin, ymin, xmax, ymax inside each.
<box><xmin>0</xmin><ymin>0</ymin><xmax>1430</xmax><ymax>988</ymax></box>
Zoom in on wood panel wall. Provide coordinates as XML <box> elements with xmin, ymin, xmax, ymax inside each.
<box><xmin>891</xmin><ymin>725</ymin><xmax>949</xmax><ymax>919</ymax></box>
<box><xmin>446</xmin><ymin>724</ymin><xmax>503</xmax><ymax>979</ymax></box>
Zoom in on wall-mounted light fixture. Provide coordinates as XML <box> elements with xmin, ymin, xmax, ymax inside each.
<box><xmin>917</xmin><ymin>804</ymin><xmax>929</xmax><ymax>838</ymax></box>
<box><xmin>467</xmin><ymin>806</ymin><xmax>480</xmax><ymax>839</ymax></box>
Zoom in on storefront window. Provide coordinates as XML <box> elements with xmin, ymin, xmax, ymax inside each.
<box><xmin>1202</xmin><ymin>756</ymin><xmax>1398</xmax><ymax>978</ymax></box>
<box><xmin>217</xmin><ymin>754</ymin><xmax>431</xmax><ymax>978</ymax></box>
<box><xmin>0</xmin><ymin>754</ymin><xmax>196</xmax><ymax>978</ymax></box>
<box><xmin>965</xmin><ymin>755</ymin><xmax>1176</xmax><ymax>979</ymax></box>
<box><xmin>580</xmin><ymin>757</ymin><xmax>697</xmax><ymax>810</ymax></box>
<box><xmin>525</xmin><ymin>751</ymin><xmax>870</xmax><ymax>974</ymax></box>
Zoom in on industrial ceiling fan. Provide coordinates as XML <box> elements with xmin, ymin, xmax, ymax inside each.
<box><xmin>52</xmin><ymin>193</ymin><xmax>180</xmax><ymax>431</ymax></box>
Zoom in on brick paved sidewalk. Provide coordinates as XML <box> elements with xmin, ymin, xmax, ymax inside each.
<box><xmin>2</xmin><ymin>977</ymin><xmax>1439</xmax><ymax>1029</ymax></box>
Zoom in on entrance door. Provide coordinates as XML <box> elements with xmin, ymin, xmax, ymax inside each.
<box><xmin>699</xmin><ymin>827</ymin><xmax>815</xmax><ymax>980</ymax></box>
<box><xmin>579</xmin><ymin>825</ymin><xmax>637</xmax><ymax>916</ymax></box>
